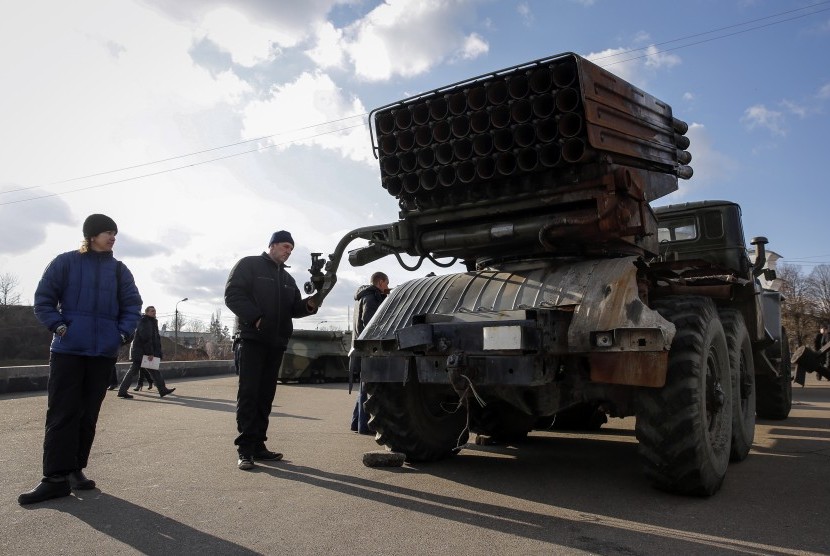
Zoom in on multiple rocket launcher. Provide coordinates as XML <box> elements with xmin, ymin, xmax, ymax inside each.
<box><xmin>371</xmin><ymin>52</ymin><xmax>693</xmax><ymax>214</ymax></box>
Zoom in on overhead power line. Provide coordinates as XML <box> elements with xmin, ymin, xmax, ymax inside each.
<box><xmin>0</xmin><ymin>121</ymin><xmax>367</xmax><ymax>206</ymax></box>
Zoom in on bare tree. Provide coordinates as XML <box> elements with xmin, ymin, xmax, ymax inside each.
<box><xmin>779</xmin><ymin>263</ymin><xmax>814</xmax><ymax>346</ymax></box>
<box><xmin>806</xmin><ymin>265</ymin><xmax>830</xmax><ymax>325</ymax></box>
<box><xmin>0</xmin><ymin>272</ymin><xmax>22</xmax><ymax>306</ymax></box>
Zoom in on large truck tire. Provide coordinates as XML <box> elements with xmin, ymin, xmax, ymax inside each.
<box><xmin>755</xmin><ymin>327</ymin><xmax>792</xmax><ymax>420</ymax></box>
<box><xmin>635</xmin><ymin>296</ymin><xmax>732</xmax><ymax>496</ymax></box>
<box><xmin>365</xmin><ymin>377</ymin><xmax>468</xmax><ymax>462</ymax></box>
<box><xmin>719</xmin><ymin>309</ymin><xmax>756</xmax><ymax>461</ymax></box>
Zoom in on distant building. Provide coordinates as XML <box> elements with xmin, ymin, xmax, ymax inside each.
<box><xmin>160</xmin><ymin>330</ymin><xmax>213</xmax><ymax>349</ymax></box>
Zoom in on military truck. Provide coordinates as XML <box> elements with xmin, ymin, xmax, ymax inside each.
<box><xmin>304</xmin><ymin>52</ymin><xmax>790</xmax><ymax>495</ymax></box>
<box><xmin>278</xmin><ymin>329</ymin><xmax>352</xmax><ymax>383</ymax></box>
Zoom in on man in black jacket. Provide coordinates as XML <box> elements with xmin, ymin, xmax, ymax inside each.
<box><xmin>350</xmin><ymin>271</ymin><xmax>390</xmax><ymax>434</ymax></box>
<box><xmin>225</xmin><ymin>230</ymin><xmax>319</xmax><ymax>470</ymax></box>
<box><xmin>116</xmin><ymin>306</ymin><xmax>175</xmax><ymax>399</ymax></box>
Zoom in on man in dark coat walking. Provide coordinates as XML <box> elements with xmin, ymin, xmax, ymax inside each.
<box><xmin>116</xmin><ymin>306</ymin><xmax>175</xmax><ymax>398</ymax></box>
<box><xmin>225</xmin><ymin>230</ymin><xmax>321</xmax><ymax>470</ymax></box>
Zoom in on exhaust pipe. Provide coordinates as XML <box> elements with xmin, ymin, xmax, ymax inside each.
<box><xmin>457</xmin><ymin>161</ymin><xmax>476</xmax><ymax>183</ymax></box>
<box><xmin>552</xmin><ymin>61</ymin><xmax>577</xmax><ymax>88</ymax></box>
<box><xmin>555</xmin><ymin>87</ymin><xmax>581</xmax><ymax>113</ymax></box>
<box><xmin>535</xmin><ymin>118</ymin><xmax>558</xmax><ymax>143</ymax></box>
<box><xmin>539</xmin><ymin>143</ymin><xmax>561</xmax><ymax>167</ymax></box>
<box><xmin>429</xmin><ymin>97</ymin><xmax>448</xmax><ymax>120</ymax></box>
<box><xmin>514</xmin><ymin>123</ymin><xmax>535</xmax><ymax>148</ymax></box>
<box><xmin>508</xmin><ymin>74</ymin><xmax>529</xmax><ymax>99</ymax></box>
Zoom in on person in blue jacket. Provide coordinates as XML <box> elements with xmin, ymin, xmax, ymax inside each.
<box><xmin>18</xmin><ymin>214</ymin><xmax>142</xmax><ymax>505</ymax></box>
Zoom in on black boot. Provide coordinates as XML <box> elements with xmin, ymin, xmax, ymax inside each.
<box><xmin>159</xmin><ymin>387</ymin><xmax>176</xmax><ymax>398</ymax></box>
<box><xmin>18</xmin><ymin>476</ymin><xmax>71</xmax><ymax>505</ymax></box>
<box><xmin>68</xmin><ymin>470</ymin><xmax>96</xmax><ymax>490</ymax></box>
<box><xmin>147</xmin><ymin>380</ymin><xmax>154</xmax><ymax>390</ymax></box>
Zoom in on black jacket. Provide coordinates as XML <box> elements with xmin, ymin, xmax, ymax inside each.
<box><xmin>353</xmin><ymin>284</ymin><xmax>387</xmax><ymax>336</ymax></box>
<box><xmin>129</xmin><ymin>314</ymin><xmax>162</xmax><ymax>362</ymax></box>
<box><xmin>225</xmin><ymin>253</ymin><xmax>315</xmax><ymax>348</ymax></box>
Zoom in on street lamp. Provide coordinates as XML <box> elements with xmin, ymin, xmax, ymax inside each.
<box><xmin>174</xmin><ymin>297</ymin><xmax>188</xmax><ymax>360</ymax></box>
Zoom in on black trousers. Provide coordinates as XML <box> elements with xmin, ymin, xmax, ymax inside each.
<box><xmin>43</xmin><ymin>353</ymin><xmax>114</xmax><ymax>477</ymax></box>
<box><xmin>118</xmin><ymin>359</ymin><xmax>169</xmax><ymax>395</ymax></box>
<box><xmin>235</xmin><ymin>340</ymin><xmax>285</xmax><ymax>455</ymax></box>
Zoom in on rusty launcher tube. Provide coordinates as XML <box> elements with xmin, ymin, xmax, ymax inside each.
<box><xmin>371</xmin><ymin>52</ymin><xmax>693</xmax><ymax>206</ymax></box>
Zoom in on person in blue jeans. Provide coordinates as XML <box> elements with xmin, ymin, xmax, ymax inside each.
<box><xmin>350</xmin><ymin>272</ymin><xmax>390</xmax><ymax>435</ymax></box>
<box><xmin>19</xmin><ymin>214</ymin><xmax>142</xmax><ymax>505</ymax></box>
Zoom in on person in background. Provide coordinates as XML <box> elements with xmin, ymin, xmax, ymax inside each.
<box><xmin>224</xmin><ymin>230</ymin><xmax>322</xmax><ymax>471</ymax></box>
<box><xmin>134</xmin><ymin>367</ymin><xmax>154</xmax><ymax>391</ymax></box>
<box><xmin>107</xmin><ymin>365</ymin><xmax>119</xmax><ymax>391</ymax></box>
<box><xmin>350</xmin><ymin>271</ymin><xmax>390</xmax><ymax>435</ymax></box>
<box><xmin>116</xmin><ymin>306</ymin><xmax>175</xmax><ymax>399</ymax></box>
<box><xmin>812</xmin><ymin>325</ymin><xmax>830</xmax><ymax>381</ymax></box>
<box><xmin>19</xmin><ymin>214</ymin><xmax>142</xmax><ymax>505</ymax></box>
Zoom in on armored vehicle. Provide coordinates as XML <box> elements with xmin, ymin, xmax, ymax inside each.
<box><xmin>305</xmin><ymin>52</ymin><xmax>789</xmax><ymax>495</ymax></box>
<box><xmin>278</xmin><ymin>329</ymin><xmax>352</xmax><ymax>383</ymax></box>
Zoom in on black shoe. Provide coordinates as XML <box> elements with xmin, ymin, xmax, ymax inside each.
<box><xmin>237</xmin><ymin>455</ymin><xmax>255</xmax><ymax>470</ymax></box>
<box><xmin>117</xmin><ymin>392</ymin><xmax>133</xmax><ymax>399</ymax></box>
<box><xmin>159</xmin><ymin>388</ymin><xmax>176</xmax><ymax>398</ymax></box>
<box><xmin>253</xmin><ymin>448</ymin><xmax>283</xmax><ymax>461</ymax></box>
<box><xmin>18</xmin><ymin>477</ymin><xmax>71</xmax><ymax>505</ymax></box>
<box><xmin>107</xmin><ymin>385</ymin><xmax>118</xmax><ymax>391</ymax></box>
<box><xmin>148</xmin><ymin>382</ymin><xmax>154</xmax><ymax>390</ymax></box>
<box><xmin>132</xmin><ymin>385</ymin><xmax>142</xmax><ymax>392</ymax></box>
<box><xmin>68</xmin><ymin>470</ymin><xmax>95</xmax><ymax>490</ymax></box>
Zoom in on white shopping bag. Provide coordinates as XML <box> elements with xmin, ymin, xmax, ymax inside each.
<box><xmin>141</xmin><ymin>355</ymin><xmax>161</xmax><ymax>370</ymax></box>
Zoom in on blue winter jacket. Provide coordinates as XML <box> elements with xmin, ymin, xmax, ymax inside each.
<box><xmin>34</xmin><ymin>249</ymin><xmax>143</xmax><ymax>358</ymax></box>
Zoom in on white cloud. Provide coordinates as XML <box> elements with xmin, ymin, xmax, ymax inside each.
<box><xmin>240</xmin><ymin>71</ymin><xmax>372</xmax><ymax>165</ymax></box>
<box><xmin>781</xmin><ymin>99</ymin><xmax>807</xmax><ymax>118</ymax></box>
<box><xmin>458</xmin><ymin>33</ymin><xmax>489</xmax><ymax>60</ymax></box>
<box><xmin>643</xmin><ymin>45</ymin><xmax>681</xmax><ymax>70</ymax></box>
<box><xmin>818</xmin><ymin>82</ymin><xmax>830</xmax><ymax>99</ymax></box>
<box><xmin>306</xmin><ymin>21</ymin><xmax>346</xmax><ymax>69</ymax></box>
<box><xmin>517</xmin><ymin>2</ymin><xmax>533</xmax><ymax>25</ymax></box>
<box><xmin>333</xmin><ymin>0</ymin><xmax>488</xmax><ymax>81</ymax></box>
<box><xmin>741</xmin><ymin>104</ymin><xmax>786</xmax><ymax>136</ymax></box>
<box><xmin>197</xmin><ymin>7</ymin><xmax>283</xmax><ymax>67</ymax></box>
<box><xmin>658</xmin><ymin>123</ymin><xmax>737</xmax><ymax>203</ymax></box>
<box><xmin>683</xmin><ymin>92</ymin><xmax>695</xmax><ymax>102</ymax></box>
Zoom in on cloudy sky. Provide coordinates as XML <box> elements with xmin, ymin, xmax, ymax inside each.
<box><xmin>1</xmin><ymin>0</ymin><xmax>828</xmax><ymax>335</ymax></box>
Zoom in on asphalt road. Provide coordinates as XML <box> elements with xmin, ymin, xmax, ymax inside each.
<box><xmin>1</xmin><ymin>374</ymin><xmax>828</xmax><ymax>556</ymax></box>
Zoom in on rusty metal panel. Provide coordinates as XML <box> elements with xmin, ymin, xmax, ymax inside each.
<box><xmin>361</xmin><ymin>257</ymin><xmax>675</xmax><ymax>355</ymax></box>
<box><xmin>589</xmin><ymin>351</ymin><xmax>668</xmax><ymax>387</ymax></box>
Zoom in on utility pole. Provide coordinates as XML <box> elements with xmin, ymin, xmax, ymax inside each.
<box><xmin>174</xmin><ymin>297</ymin><xmax>188</xmax><ymax>360</ymax></box>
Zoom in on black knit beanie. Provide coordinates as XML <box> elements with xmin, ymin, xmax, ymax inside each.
<box><xmin>268</xmin><ymin>230</ymin><xmax>294</xmax><ymax>247</ymax></box>
<box><xmin>83</xmin><ymin>214</ymin><xmax>118</xmax><ymax>238</ymax></box>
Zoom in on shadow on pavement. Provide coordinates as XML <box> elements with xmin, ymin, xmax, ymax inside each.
<box><xmin>44</xmin><ymin>491</ymin><xmax>261</xmax><ymax>555</ymax></box>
